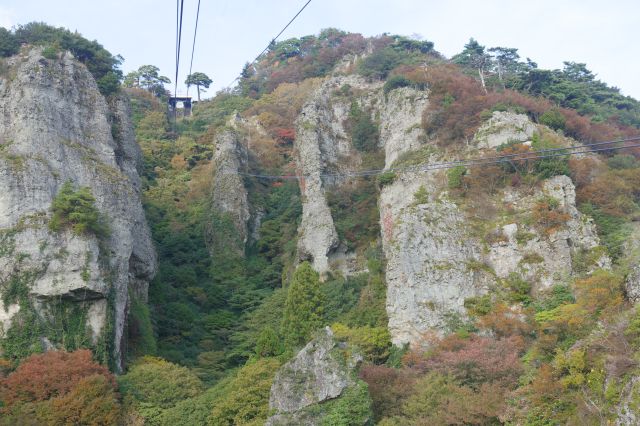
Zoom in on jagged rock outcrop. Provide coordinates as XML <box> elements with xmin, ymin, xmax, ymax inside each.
<box><xmin>291</xmin><ymin>69</ymin><xmax>610</xmax><ymax>349</ymax></box>
<box><xmin>623</xmin><ymin>224</ymin><xmax>640</xmax><ymax>303</ymax></box>
<box><xmin>626</xmin><ymin>266</ymin><xmax>640</xmax><ymax>303</ymax></box>
<box><xmin>294</xmin><ymin>76</ymin><xmax>380</xmax><ymax>275</ymax></box>
<box><xmin>474</xmin><ymin>111</ymin><xmax>537</xmax><ymax>148</ymax></box>
<box><xmin>0</xmin><ymin>48</ymin><xmax>155</xmax><ymax>370</ymax></box>
<box><xmin>379</xmin><ymin>107</ymin><xmax>608</xmax><ymax>346</ymax></box>
<box><xmin>380</xmin><ymin>174</ymin><xmax>490</xmax><ymax>345</ymax></box>
<box><xmin>209</xmin><ymin>120</ymin><xmax>250</xmax><ymax>253</ymax></box>
<box><xmin>294</xmin><ymin>75</ymin><xmax>429</xmax><ymax>276</ymax></box>
<box><xmin>266</xmin><ymin>327</ymin><xmax>366</xmax><ymax>426</ymax></box>
<box><xmin>380</xmin><ymin>86</ymin><xmax>429</xmax><ymax>166</ymax></box>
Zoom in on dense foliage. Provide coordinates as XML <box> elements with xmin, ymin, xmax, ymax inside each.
<box><xmin>0</xmin><ymin>22</ymin><xmax>123</xmax><ymax>96</ymax></box>
<box><xmin>0</xmin><ymin>350</ymin><xmax>120</xmax><ymax>425</ymax></box>
<box><xmin>5</xmin><ymin>24</ymin><xmax>640</xmax><ymax>425</ymax></box>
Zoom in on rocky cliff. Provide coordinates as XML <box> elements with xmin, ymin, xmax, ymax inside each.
<box><xmin>209</xmin><ymin>118</ymin><xmax>250</xmax><ymax>255</ymax></box>
<box><xmin>292</xmin><ymin>78</ymin><xmax>608</xmax><ymax>347</ymax></box>
<box><xmin>0</xmin><ymin>48</ymin><xmax>155</xmax><ymax>370</ymax></box>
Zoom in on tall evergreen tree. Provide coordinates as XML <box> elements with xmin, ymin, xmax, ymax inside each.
<box><xmin>281</xmin><ymin>262</ymin><xmax>324</xmax><ymax>348</ymax></box>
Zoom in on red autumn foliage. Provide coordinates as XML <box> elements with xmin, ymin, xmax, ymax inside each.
<box><xmin>359</xmin><ymin>364</ymin><xmax>417</xmax><ymax>421</ymax></box>
<box><xmin>421</xmin><ymin>64</ymin><xmax>637</xmax><ymax>145</ymax></box>
<box><xmin>532</xmin><ymin>198</ymin><xmax>572</xmax><ymax>235</ymax></box>
<box><xmin>477</xmin><ymin>303</ymin><xmax>533</xmax><ymax>338</ymax></box>
<box><xmin>39</xmin><ymin>374</ymin><xmax>121</xmax><ymax>425</ymax></box>
<box><xmin>0</xmin><ymin>350</ymin><xmax>115</xmax><ymax>408</ymax></box>
<box><xmin>263</xmin><ymin>33</ymin><xmax>367</xmax><ymax>93</ymax></box>
<box><xmin>568</xmin><ymin>157</ymin><xmax>604</xmax><ymax>189</ymax></box>
<box><xmin>576</xmin><ymin>167</ymin><xmax>640</xmax><ymax>217</ymax></box>
<box><xmin>405</xmin><ymin>334</ymin><xmax>525</xmax><ymax>389</ymax></box>
<box><xmin>272</xmin><ymin>127</ymin><xmax>296</xmax><ymax>144</ymax></box>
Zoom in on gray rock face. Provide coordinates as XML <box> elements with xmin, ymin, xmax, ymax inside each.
<box><xmin>486</xmin><ymin>175</ymin><xmax>608</xmax><ymax>290</ymax></box>
<box><xmin>294</xmin><ymin>76</ymin><xmax>377</xmax><ymax>275</ymax></box>
<box><xmin>266</xmin><ymin>327</ymin><xmax>362</xmax><ymax>425</ymax></box>
<box><xmin>210</xmin><ymin>123</ymin><xmax>250</xmax><ymax>252</ymax></box>
<box><xmin>380</xmin><ymin>111</ymin><xmax>607</xmax><ymax>347</ymax></box>
<box><xmin>380</xmin><ymin>86</ymin><xmax>429</xmax><ymax>166</ymax></box>
<box><xmin>381</xmin><ymin>174</ymin><xmax>606</xmax><ymax>347</ymax></box>
<box><xmin>294</xmin><ymin>75</ymin><xmax>427</xmax><ymax>276</ymax></box>
<box><xmin>0</xmin><ymin>48</ymin><xmax>155</xmax><ymax>370</ymax></box>
<box><xmin>623</xmin><ymin>224</ymin><xmax>640</xmax><ymax>303</ymax></box>
<box><xmin>616</xmin><ymin>376</ymin><xmax>640</xmax><ymax>425</ymax></box>
<box><xmin>474</xmin><ymin>111</ymin><xmax>537</xmax><ymax>149</ymax></box>
<box><xmin>626</xmin><ymin>266</ymin><xmax>640</xmax><ymax>303</ymax></box>
<box><xmin>380</xmin><ymin>174</ymin><xmax>489</xmax><ymax>346</ymax></box>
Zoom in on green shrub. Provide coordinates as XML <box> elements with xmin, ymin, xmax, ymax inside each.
<box><xmin>532</xmin><ymin>284</ymin><xmax>575</xmax><ymax>313</ymax></box>
<box><xmin>254</xmin><ymin>326</ymin><xmax>283</xmax><ymax>358</ymax></box>
<box><xmin>332</xmin><ymin>323</ymin><xmax>392</xmax><ymax>363</ymax></box>
<box><xmin>358</xmin><ymin>47</ymin><xmax>407</xmax><ymax>79</ymax></box>
<box><xmin>0</xmin><ymin>27</ymin><xmax>19</xmax><ymax>57</ymax></box>
<box><xmin>118</xmin><ymin>357</ymin><xmax>203</xmax><ymax>423</ymax></box>
<box><xmin>579</xmin><ymin>203</ymin><xmax>630</xmax><ymax>260</ymax></box>
<box><xmin>413</xmin><ymin>185</ymin><xmax>429</xmax><ymax>204</ymax></box>
<box><xmin>41</xmin><ymin>44</ymin><xmax>59</xmax><ymax>60</ymax></box>
<box><xmin>447</xmin><ymin>165</ymin><xmax>466</xmax><ymax>189</ymax></box>
<box><xmin>464</xmin><ymin>294</ymin><xmax>493</xmax><ymax>316</ymax></box>
<box><xmin>321</xmin><ymin>380</ymin><xmax>373</xmax><ymax>426</ymax></box>
<box><xmin>504</xmin><ymin>273</ymin><xmax>532</xmax><ymax>304</ymax></box>
<box><xmin>281</xmin><ymin>262</ymin><xmax>325</xmax><ymax>349</ymax></box>
<box><xmin>49</xmin><ymin>182</ymin><xmax>109</xmax><ymax>238</ymax></box>
<box><xmin>383</xmin><ymin>75</ymin><xmax>411</xmax><ymax>94</ymax></box>
<box><xmin>127</xmin><ymin>295</ymin><xmax>157</xmax><ymax>358</ymax></box>
<box><xmin>539</xmin><ymin>108</ymin><xmax>566</xmax><ymax>131</ymax></box>
<box><xmin>531</xmin><ymin>133</ymin><xmax>570</xmax><ymax>178</ymax></box>
<box><xmin>378</xmin><ymin>171</ymin><xmax>396</xmax><ymax>186</ymax></box>
<box><xmin>608</xmin><ymin>154</ymin><xmax>639</xmax><ymax>170</ymax></box>
<box><xmin>208</xmin><ymin>358</ymin><xmax>281</xmax><ymax>426</ymax></box>
<box><xmin>349</xmin><ymin>102</ymin><xmax>379</xmax><ymax>151</ymax></box>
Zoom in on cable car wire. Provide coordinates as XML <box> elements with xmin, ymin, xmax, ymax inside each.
<box><xmin>186</xmin><ymin>0</ymin><xmax>202</xmax><ymax>97</ymax></box>
<box><xmin>228</xmin><ymin>136</ymin><xmax>640</xmax><ymax>180</ymax></box>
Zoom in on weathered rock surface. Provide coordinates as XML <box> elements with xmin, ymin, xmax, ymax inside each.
<box><xmin>266</xmin><ymin>327</ymin><xmax>363</xmax><ymax>425</ymax></box>
<box><xmin>486</xmin><ymin>175</ymin><xmax>608</xmax><ymax>290</ymax></box>
<box><xmin>380</xmin><ymin>111</ymin><xmax>607</xmax><ymax>347</ymax></box>
<box><xmin>294</xmin><ymin>76</ymin><xmax>380</xmax><ymax>275</ymax></box>
<box><xmin>380</xmin><ymin>173</ymin><xmax>490</xmax><ymax>346</ymax></box>
<box><xmin>626</xmin><ymin>266</ymin><xmax>640</xmax><ymax>303</ymax></box>
<box><xmin>380</xmin><ymin>86</ymin><xmax>429</xmax><ymax>166</ymax></box>
<box><xmin>210</xmin><ymin>119</ymin><xmax>250</xmax><ymax>252</ymax></box>
<box><xmin>295</xmin><ymin>75</ymin><xmax>428</xmax><ymax>277</ymax></box>
<box><xmin>616</xmin><ymin>376</ymin><xmax>640</xmax><ymax>425</ymax></box>
<box><xmin>0</xmin><ymin>48</ymin><xmax>155</xmax><ymax>370</ymax></box>
<box><xmin>474</xmin><ymin>111</ymin><xmax>537</xmax><ymax>149</ymax></box>
<box><xmin>623</xmin><ymin>224</ymin><xmax>640</xmax><ymax>303</ymax></box>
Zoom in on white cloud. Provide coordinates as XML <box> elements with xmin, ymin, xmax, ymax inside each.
<box><xmin>0</xmin><ymin>7</ymin><xmax>15</xmax><ymax>29</ymax></box>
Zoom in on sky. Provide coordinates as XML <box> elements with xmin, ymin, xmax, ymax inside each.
<box><xmin>1</xmin><ymin>0</ymin><xmax>638</xmax><ymax>100</ymax></box>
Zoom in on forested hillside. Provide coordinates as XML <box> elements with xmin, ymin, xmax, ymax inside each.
<box><xmin>3</xmin><ymin>24</ymin><xmax>640</xmax><ymax>425</ymax></box>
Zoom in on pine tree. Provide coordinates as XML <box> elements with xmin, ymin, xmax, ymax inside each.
<box><xmin>281</xmin><ymin>262</ymin><xmax>324</xmax><ymax>348</ymax></box>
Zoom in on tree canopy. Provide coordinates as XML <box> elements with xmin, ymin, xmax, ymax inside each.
<box><xmin>5</xmin><ymin>22</ymin><xmax>124</xmax><ymax>96</ymax></box>
<box><xmin>185</xmin><ymin>72</ymin><xmax>212</xmax><ymax>101</ymax></box>
<box><xmin>124</xmin><ymin>65</ymin><xmax>171</xmax><ymax>97</ymax></box>
<box><xmin>281</xmin><ymin>262</ymin><xmax>325</xmax><ymax>348</ymax></box>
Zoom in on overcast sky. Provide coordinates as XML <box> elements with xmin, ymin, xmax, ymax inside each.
<box><xmin>1</xmin><ymin>0</ymin><xmax>638</xmax><ymax>99</ymax></box>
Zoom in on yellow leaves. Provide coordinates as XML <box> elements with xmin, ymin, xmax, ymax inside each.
<box><xmin>553</xmin><ymin>348</ymin><xmax>587</xmax><ymax>389</ymax></box>
<box><xmin>170</xmin><ymin>154</ymin><xmax>187</xmax><ymax>170</ymax></box>
<box><xmin>332</xmin><ymin>323</ymin><xmax>392</xmax><ymax>363</ymax></box>
<box><xmin>573</xmin><ymin>270</ymin><xmax>624</xmax><ymax>315</ymax></box>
